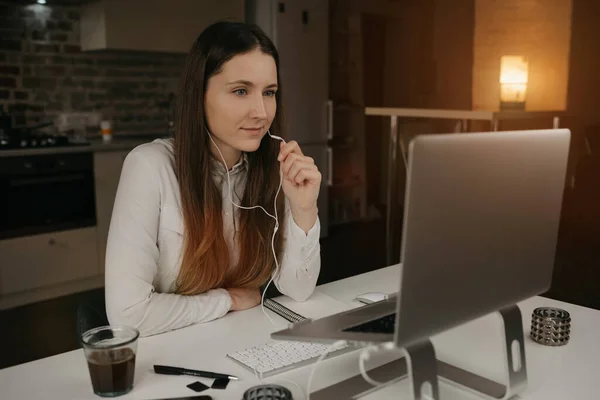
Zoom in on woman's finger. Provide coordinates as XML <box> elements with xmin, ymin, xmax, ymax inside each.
<box><xmin>293</xmin><ymin>168</ymin><xmax>322</xmax><ymax>185</ymax></box>
<box><xmin>281</xmin><ymin>153</ymin><xmax>302</xmax><ymax>175</ymax></box>
<box><xmin>277</xmin><ymin>140</ymin><xmax>303</xmax><ymax>161</ymax></box>
<box><xmin>287</xmin><ymin>161</ymin><xmax>316</xmax><ymax>182</ymax></box>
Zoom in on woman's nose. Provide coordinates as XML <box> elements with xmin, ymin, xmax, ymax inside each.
<box><xmin>249</xmin><ymin>95</ymin><xmax>267</xmax><ymax>119</ymax></box>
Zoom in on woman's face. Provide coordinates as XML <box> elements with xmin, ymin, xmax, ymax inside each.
<box><xmin>205</xmin><ymin>49</ymin><xmax>278</xmax><ymax>165</ymax></box>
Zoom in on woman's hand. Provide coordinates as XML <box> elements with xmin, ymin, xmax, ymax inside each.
<box><xmin>226</xmin><ymin>288</ymin><xmax>261</xmax><ymax>311</ymax></box>
<box><xmin>278</xmin><ymin>140</ymin><xmax>321</xmax><ymax>233</ymax></box>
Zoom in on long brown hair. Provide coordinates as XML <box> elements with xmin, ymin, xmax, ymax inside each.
<box><xmin>174</xmin><ymin>22</ymin><xmax>286</xmax><ymax>295</ymax></box>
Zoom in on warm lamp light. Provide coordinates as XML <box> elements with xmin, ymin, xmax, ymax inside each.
<box><xmin>500</xmin><ymin>55</ymin><xmax>528</xmax><ymax>110</ymax></box>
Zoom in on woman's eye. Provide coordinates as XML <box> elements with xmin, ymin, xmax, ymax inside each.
<box><xmin>264</xmin><ymin>90</ymin><xmax>276</xmax><ymax>97</ymax></box>
<box><xmin>234</xmin><ymin>89</ymin><xmax>247</xmax><ymax>96</ymax></box>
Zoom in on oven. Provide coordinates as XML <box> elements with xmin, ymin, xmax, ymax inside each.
<box><xmin>0</xmin><ymin>152</ymin><xmax>96</xmax><ymax>240</ymax></box>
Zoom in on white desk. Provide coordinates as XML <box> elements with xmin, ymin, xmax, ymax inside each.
<box><xmin>1</xmin><ymin>265</ymin><xmax>598</xmax><ymax>399</ymax></box>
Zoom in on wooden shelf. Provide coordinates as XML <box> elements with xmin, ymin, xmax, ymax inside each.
<box><xmin>365</xmin><ymin>107</ymin><xmax>494</xmax><ymax>121</ymax></box>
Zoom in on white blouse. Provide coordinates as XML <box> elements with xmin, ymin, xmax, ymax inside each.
<box><xmin>104</xmin><ymin>139</ymin><xmax>321</xmax><ymax>337</ymax></box>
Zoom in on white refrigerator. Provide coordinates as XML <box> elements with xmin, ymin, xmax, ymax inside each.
<box><xmin>246</xmin><ymin>0</ymin><xmax>331</xmax><ymax>237</ymax></box>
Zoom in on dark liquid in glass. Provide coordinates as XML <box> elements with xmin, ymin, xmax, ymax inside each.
<box><xmin>86</xmin><ymin>348</ymin><xmax>136</xmax><ymax>395</ymax></box>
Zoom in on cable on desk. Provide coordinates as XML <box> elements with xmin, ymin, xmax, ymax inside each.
<box><xmin>306</xmin><ymin>340</ymin><xmax>347</xmax><ymax>400</ymax></box>
<box><xmin>358</xmin><ymin>345</ymin><xmax>385</xmax><ymax>386</ymax></box>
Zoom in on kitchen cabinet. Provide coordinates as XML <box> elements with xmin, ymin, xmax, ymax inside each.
<box><xmin>81</xmin><ymin>0</ymin><xmax>244</xmax><ymax>53</ymax></box>
<box><xmin>94</xmin><ymin>151</ymin><xmax>128</xmax><ymax>273</ymax></box>
<box><xmin>0</xmin><ymin>227</ymin><xmax>99</xmax><ymax>295</ymax></box>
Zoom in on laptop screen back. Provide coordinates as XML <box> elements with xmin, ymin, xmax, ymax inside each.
<box><xmin>395</xmin><ymin>129</ymin><xmax>570</xmax><ymax>348</ymax></box>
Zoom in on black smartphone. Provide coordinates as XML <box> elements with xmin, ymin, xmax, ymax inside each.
<box><xmin>154</xmin><ymin>396</ymin><xmax>212</xmax><ymax>400</ymax></box>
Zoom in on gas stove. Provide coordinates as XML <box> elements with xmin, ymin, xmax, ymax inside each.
<box><xmin>0</xmin><ymin>134</ymin><xmax>90</xmax><ymax>150</ymax></box>
<box><xmin>0</xmin><ymin>109</ymin><xmax>91</xmax><ymax>150</ymax></box>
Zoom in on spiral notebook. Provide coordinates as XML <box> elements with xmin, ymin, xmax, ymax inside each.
<box><xmin>265</xmin><ymin>292</ymin><xmax>353</xmax><ymax>323</ymax></box>
<box><xmin>264</xmin><ymin>298</ymin><xmax>306</xmax><ymax>323</ymax></box>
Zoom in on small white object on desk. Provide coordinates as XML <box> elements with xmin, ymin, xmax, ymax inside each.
<box><xmin>354</xmin><ymin>292</ymin><xmax>389</xmax><ymax>304</ymax></box>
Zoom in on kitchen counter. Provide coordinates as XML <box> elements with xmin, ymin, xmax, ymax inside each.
<box><xmin>0</xmin><ymin>134</ymin><xmax>170</xmax><ymax>158</ymax></box>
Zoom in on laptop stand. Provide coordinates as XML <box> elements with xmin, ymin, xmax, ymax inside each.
<box><xmin>441</xmin><ymin>304</ymin><xmax>528</xmax><ymax>399</ymax></box>
<box><xmin>404</xmin><ymin>339</ymin><xmax>440</xmax><ymax>399</ymax></box>
<box><xmin>312</xmin><ymin>305</ymin><xmax>527</xmax><ymax>400</ymax></box>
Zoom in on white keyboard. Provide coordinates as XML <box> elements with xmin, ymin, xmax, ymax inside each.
<box><xmin>227</xmin><ymin>340</ymin><xmax>355</xmax><ymax>377</ymax></box>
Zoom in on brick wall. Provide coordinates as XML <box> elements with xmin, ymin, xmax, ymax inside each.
<box><xmin>473</xmin><ymin>0</ymin><xmax>572</xmax><ymax>111</ymax></box>
<box><xmin>0</xmin><ymin>1</ymin><xmax>185</xmax><ymax>135</ymax></box>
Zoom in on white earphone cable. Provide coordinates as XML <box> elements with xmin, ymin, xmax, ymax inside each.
<box><xmin>358</xmin><ymin>345</ymin><xmax>385</xmax><ymax>386</ymax></box>
<box><xmin>209</xmin><ymin>128</ymin><xmax>312</xmax><ymax>398</ymax></box>
<box><xmin>207</xmin><ymin>128</ymin><xmax>284</xmax><ymax>327</ymax></box>
<box><xmin>209</xmin><ymin>129</ymin><xmax>396</xmax><ymax>398</ymax></box>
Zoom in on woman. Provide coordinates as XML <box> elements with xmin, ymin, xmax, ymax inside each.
<box><xmin>105</xmin><ymin>22</ymin><xmax>321</xmax><ymax>337</ymax></box>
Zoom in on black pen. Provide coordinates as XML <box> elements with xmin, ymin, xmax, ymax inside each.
<box><xmin>153</xmin><ymin>365</ymin><xmax>239</xmax><ymax>381</ymax></box>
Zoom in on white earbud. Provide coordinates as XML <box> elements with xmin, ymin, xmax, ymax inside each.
<box><xmin>267</xmin><ymin>131</ymin><xmax>285</xmax><ymax>142</ymax></box>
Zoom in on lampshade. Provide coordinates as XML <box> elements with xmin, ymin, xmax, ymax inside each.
<box><xmin>500</xmin><ymin>55</ymin><xmax>529</xmax><ymax>110</ymax></box>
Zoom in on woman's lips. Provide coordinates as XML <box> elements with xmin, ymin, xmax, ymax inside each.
<box><xmin>242</xmin><ymin>127</ymin><xmax>263</xmax><ymax>135</ymax></box>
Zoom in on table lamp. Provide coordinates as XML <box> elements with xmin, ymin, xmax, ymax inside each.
<box><xmin>500</xmin><ymin>55</ymin><xmax>528</xmax><ymax>111</ymax></box>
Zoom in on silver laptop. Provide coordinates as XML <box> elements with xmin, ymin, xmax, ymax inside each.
<box><xmin>272</xmin><ymin>129</ymin><xmax>570</xmax><ymax>348</ymax></box>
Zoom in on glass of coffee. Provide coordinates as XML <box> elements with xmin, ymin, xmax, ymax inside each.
<box><xmin>81</xmin><ymin>326</ymin><xmax>139</xmax><ymax>397</ymax></box>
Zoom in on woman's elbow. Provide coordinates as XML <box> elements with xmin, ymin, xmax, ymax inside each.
<box><xmin>106</xmin><ymin>301</ymin><xmax>148</xmax><ymax>334</ymax></box>
<box><xmin>279</xmin><ymin>272</ymin><xmax>319</xmax><ymax>302</ymax></box>
<box><xmin>286</xmin><ymin>287</ymin><xmax>314</xmax><ymax>302</ymax></box>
